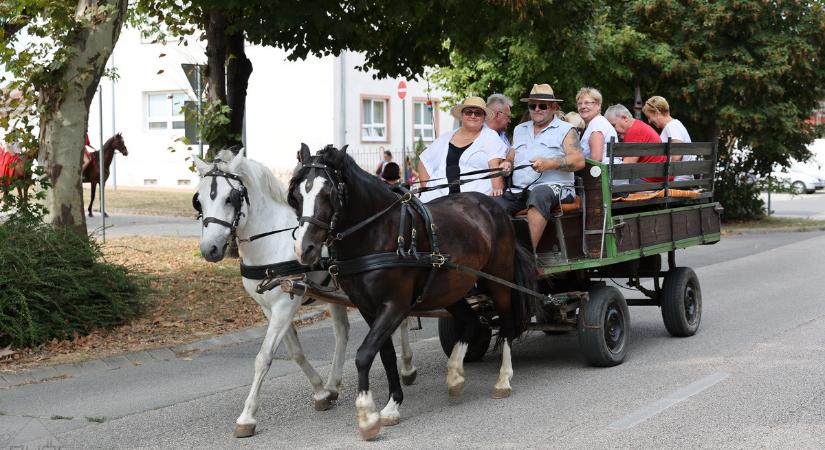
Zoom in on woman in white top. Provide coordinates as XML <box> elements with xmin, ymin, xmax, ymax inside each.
<box><xmin>417</xmin><ymin>96</ymin><xmax>507</xmax><ymax>202</ymax></box>
<box><xmin>576</xmin><ymin>87</ymin><xmax>618</xmax><ymax>163</ymax></box>
<box><xmin>643</xmin><ymin>96</ymin><xmax>693</xmax><ymax>181</ymax></box>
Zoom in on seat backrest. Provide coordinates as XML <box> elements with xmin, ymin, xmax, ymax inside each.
<box><xmin>606</xmin><ymin>138</ymin><xmax>717</xmax><ymax>209</ymax></box>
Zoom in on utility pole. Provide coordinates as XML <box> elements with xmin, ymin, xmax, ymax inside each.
<box><xmin>98</xmin><ymin>85</ymin><xmax>106</xmax><ymax>243</ymax></box>
<box><xmin>111</xmin><ymin>52</ymin><xmax>117</xmax><ymax>190</ymax></box>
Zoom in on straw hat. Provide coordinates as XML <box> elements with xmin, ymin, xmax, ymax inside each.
<box><xmin>450</xmin><ymin>96</ymin><xmax>493</xmax><ymax>120</ymax></box>
<box><xmin>520</xmin><ymin>83</ymin><xmax>564</xmax><ymax>103</ymax></box>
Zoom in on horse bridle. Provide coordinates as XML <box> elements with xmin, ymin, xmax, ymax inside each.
<box><xmin>193</xmin><ymin>165</ymin><xmax>249</xmax><ymax>238</ymax></box>
<box><xmin>297</xmin><ymin>157</ymin><xmax>347</xmax><ymax>243</ymax></box>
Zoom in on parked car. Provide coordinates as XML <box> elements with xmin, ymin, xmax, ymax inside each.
<box><xmin>769</xmin><ymin>166</ymin><xmax>825</xmax><ymax>194</ymax></box>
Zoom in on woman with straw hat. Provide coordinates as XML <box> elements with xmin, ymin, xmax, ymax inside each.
<box><xmin>417</xmin><ymin>96</ymin><xmax>508</xmax><ymax>202</ymax></box>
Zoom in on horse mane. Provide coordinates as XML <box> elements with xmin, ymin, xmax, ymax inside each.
<box><xmin>213</xmin><ymin>149</ymin><xmax>288</xmax><ymax>204</ymax></box>
<box><xmin>287</xmin><ymin>144</ymin><xmax>396</xmax><ymax>212</ymax></box>
<box><xmin>330</xmin><ymin>145</ymin><xmax>396</xmax><ymax>203</ymax></box>
<box><xmin>102</xmin><ymin>133</ymin><xmax>122</xmax><ymax>150</ymax></box>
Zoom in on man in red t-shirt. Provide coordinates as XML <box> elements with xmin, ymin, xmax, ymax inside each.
<box><xmin>605</xmin><ymin>104</ymin><xmax>668</xmax><ymax>182</ymax></box>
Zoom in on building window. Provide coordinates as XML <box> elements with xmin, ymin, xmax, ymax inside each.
<box><xmin>414</xmin><ymin>101</ymin><xmax>437</xmax><ymax>141</ymax></box>
<box><xmin>362</xmin><ymin>97</ymin><xmax>388</xmax><ymax>142</ymax></box>
<box><xmin>147</xmin><ymin>92</ymin><xmax>187</xmax><ymax>131</ymax></box>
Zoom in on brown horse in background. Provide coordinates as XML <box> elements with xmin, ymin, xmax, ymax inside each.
<box><xmin>82</xmin><ymin>133</ymin><xmax>128</xmax><ymax>217</ymax></box>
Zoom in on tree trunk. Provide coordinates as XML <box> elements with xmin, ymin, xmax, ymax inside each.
<box><xmin>38</xmin><ymin>0</ymin><xmax>127</xmax><ymax>235</ymax></box>
<box><xmin>226</xmin><ymin>29</ymin><xmax>252</xmax><ymax>151</ymax></box>
<box><xmin>205</xmin><ymin>9</ymin><xmax>228</xmax><ymax>106</ymax></box>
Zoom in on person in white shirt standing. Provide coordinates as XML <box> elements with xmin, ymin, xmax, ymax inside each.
<box><xmin>643</xmin><ymin>96</ymin><xmax>694</xmax><ymax>181</ymax></box>
<box><xmin>576</xmin><ymin>87</ymin><xmax>618</xmax><ymax>163</ymax></box>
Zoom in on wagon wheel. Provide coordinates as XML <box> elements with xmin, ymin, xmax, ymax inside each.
<box><xmin>578</xmin><ymin>286</ymin><xmax>629</xmax><ymax>367</ymax></box>
<box><xmin>437</xmin><ymin>316</ymin><xmax>492</xmax><ymax>362</ymax></box>
<box><xmin>661</xmin><ymin>267</ymin><xmax>702</xmax><ymax>337</ymax></box>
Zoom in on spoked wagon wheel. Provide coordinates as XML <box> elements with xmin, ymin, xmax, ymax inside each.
<box><xmin>661</xmin><ymin>267</ymin><xmax>702</xmax><ymax>337</ymax></box>
<box><xmin>578</xmin><ymin>286</ymin><xmax>629</xmax><ymax>367</ymax></box>
<box><xmin>437</xmin><ymin>316</ymin><xmax>492</xmax><ymax>362</ymax></box>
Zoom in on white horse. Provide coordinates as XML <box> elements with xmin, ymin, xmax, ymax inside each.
<box><xmin>193</xmin><ymin>150</ymin><xmax>418</xmax><ymax>438</ymax></box>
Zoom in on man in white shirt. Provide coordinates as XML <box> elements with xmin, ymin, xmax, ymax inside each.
<box><xmin>497</xmin><ymin>84</ymin><xmax>584</xmax><ymax>250</ymax></box>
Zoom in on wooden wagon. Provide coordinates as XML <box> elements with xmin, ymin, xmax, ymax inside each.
<box><xmin>281</xmin><ymin>140</ymin><xmax>722</xmax><ymax>366</ymax></box>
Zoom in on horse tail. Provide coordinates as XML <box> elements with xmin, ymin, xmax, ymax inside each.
<box><xmin>510</xmin><ymin>242</ymin><xmax>539</xmax><ymax>338</ymax></box>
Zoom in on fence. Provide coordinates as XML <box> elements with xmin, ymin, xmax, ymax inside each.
<box><xmin>271</xmin><ymin>146</ymin><xmax>418</xmax><ymax>185</ymax></box>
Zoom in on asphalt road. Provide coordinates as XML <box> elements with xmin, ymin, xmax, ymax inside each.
<box><xmin>3</xmin><ymin>230</ymin><xmax>825</xmax><ymax>449</ymax></box>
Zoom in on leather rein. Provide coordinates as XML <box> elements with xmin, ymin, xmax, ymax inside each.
<box><xmin>287</xmin><ymin>157</ymin><xmax>546</xmax><ymax>307</ymax></box>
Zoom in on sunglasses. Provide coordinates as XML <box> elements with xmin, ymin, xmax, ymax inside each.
<box><xmin>462</xmin><ymin>109</ymin><xmax>485</xmax><ymax>118</ymax></box>
<box><xmin>527</xmin><ymin>103</ymin><xmax>550</xmax><ymax>111</ymax></box>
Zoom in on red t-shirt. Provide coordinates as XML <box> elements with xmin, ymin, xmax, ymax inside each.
<box><xmin>623</xmin><ymin>119</ymin><xmax>668</xmax><ymax>182</ymax></box>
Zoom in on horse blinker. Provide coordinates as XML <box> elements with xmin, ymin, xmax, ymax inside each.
<box><xmin>192</xmin><ymin>193</ymin><xmax>202</xmax><ymax>217</ymax></box>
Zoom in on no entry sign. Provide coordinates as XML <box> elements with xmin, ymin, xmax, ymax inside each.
<box><xmin>397</xmin><ymin>81</ymin><xmax>407</xmax><ymax>100</ymax></box>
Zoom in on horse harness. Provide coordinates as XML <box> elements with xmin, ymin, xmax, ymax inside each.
<box><xmin>193</xmin><ymin>164</ymin><xmax>296</xmax><ymax>243</ymax></box>
<box><xmin>194</xmin><ymin>163</ymin><xmax>319</xmax><ymax>296</ymax></box>
<box><xmin>279</xmin><ymin>156</ymin><xmax>547</xmax><ymax>309</ymax></box>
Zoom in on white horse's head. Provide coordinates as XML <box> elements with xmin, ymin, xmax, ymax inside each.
<box><xmin>192</xmin><ymin>150</ymin><xmax>248</xmax><ymax>262</ymax></box>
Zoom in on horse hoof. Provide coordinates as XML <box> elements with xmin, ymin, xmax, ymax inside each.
<box><xmin>234</xmin><ymin>423</ymin><xmax>256</xmax><ymax>438</ymax></box>
<box><xmin>401</xmin><ymin>369</ymin><xmax>417</xmax><ymax>386</ymax></box>
<box><xmin>491</xmin><ymin>387</ymin><xmax>512</xmax><ymax>399</ymax></box>
<box><xmin>327</xmin><ymin>390</ymin><xmax>339</xmax><ymax>401</ymax></box>
<box><xmin>380</xmin><ymin>415</ymin><xmax>400</xmax><ymax>426</ymax></box>
<box><xmin>448</xmin><ymin>381</ymin><xmax>465</xmax><ymax>398</ymax></box>
<box><xmin>358</xmin><ymin>420</ymin><xmax>382</xmax><ymax>441</ymax></box>
<box><xmin>314</xmin><ymin>397</ymin><xmax>332</xmax><ymax>411</ymax></box>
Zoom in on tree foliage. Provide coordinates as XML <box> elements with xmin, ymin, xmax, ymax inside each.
<box><xmin>436</xmin><ymin>0</ymin><xmax>825</xmax><ymax>220</ymax></box>
<box><xmin>133</xmin><ymin>0</ymin><xmax>560</xmax><ymax>152</ymax></box>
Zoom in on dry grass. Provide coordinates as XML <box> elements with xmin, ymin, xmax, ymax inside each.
<box><xmin>83</xmin><ymin>187</ymin><xmax>194</xmax><ymax>217</ymax></box>
<box><xmin>0</xmin><ymin>235</ymin><xmax>325</xmax><ymax>373</ymax></box>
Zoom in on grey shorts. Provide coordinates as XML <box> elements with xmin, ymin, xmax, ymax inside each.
<box><xmin>494</xmin><ymin>184</ymin><xmax>575</xmax><ymax>220</ymax></box>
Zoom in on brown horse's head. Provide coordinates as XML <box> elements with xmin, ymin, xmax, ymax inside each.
<box><xmin>111</xmin><ymin>132</ymin><xmax>128</xmax><ymax>156</ymax></box>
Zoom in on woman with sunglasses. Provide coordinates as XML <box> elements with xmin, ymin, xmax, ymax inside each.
<box><xmin>417</xmin><ymin>96</ymin><xmax>508</xmax><ymax>202</ymax></box>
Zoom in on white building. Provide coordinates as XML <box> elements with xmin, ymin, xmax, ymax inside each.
<box><xmin>85</xmin><ymin>27</ymin><xmax>454</xmax><ymax>188</ymax></box>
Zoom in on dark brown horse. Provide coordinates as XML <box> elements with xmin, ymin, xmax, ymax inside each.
<box><xmin>82</xmin><ymin>133</ymin><xmax>128</xmax><ymax>217</ymax></box>
<box><xmin>288</xmin><ymin>145</ymin><xmax>537</xmax><ymax>440</ymax></box>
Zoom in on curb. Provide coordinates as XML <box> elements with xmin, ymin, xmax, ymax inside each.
<box><xmin>0</xmin><ymin>309</ymin><xmax>329</xmax><ymax>389</ymax></box>
<box><xmin>722</xmin><ymin>225</ymin><xmax>825</xmax><ymax>235</ymax></box>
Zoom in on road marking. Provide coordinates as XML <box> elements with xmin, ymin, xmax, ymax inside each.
<box><xmin>607</xmin><ymin>372</ymin><xmax>731</xmax><ymax>430</ymax></box>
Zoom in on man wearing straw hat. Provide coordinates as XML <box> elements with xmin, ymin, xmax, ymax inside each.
<box><xmin>496</xmin><ymin>83</ymin><xmax>585</xmax><ymax>250</ymax></box>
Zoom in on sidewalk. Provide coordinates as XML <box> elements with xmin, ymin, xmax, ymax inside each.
<box><xmin>0</xmin><ymin>309</ymin><xmax>326</xmax><ymax>389</ymax></box>
<box><xmin>86</xmin><ymin>213</ymin><xmax>200</xmax><ymax>238</ymax></box>
<box><xmin>760</xmin><ymin>190</ymin><xmax>825</xmax><ymax>220</ymax></box>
